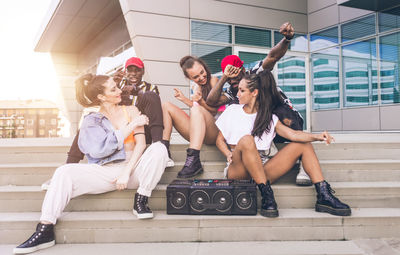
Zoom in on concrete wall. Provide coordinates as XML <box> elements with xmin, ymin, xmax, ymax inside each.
<box><xmin>307</xmin><ymin>0</ymin><xmax>372</xmax><ymax>32</ymax></box>
<box><xmin>311</xmin><ymin>104</ymin><xmax>400</xmax><ymax>132</ymax></box>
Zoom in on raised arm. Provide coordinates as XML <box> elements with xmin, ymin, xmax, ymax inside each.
<box><xmin>275</xmin><ymin>120</ymin><xmax>334</xmax><ymax>144</ymax></box>
<box><xmin>262</xmin><ymin>22</ymin><xmax>294</xmax><ymax>71</ymax></box>
<box><xmin>206</xmin><ymin>66</ymin><xmax>241</xmax><ymax>107</ymax></box>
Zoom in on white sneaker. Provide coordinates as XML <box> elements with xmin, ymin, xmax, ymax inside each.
<box><xmin>166</xmin><ymin>158</ymin><xmax>175</xmax><ymax>168</ymax></box>
<box><xmin>296</xmin><ymin>163</ymin><xmax>312</xmax><ymax>186</ymax></box>
<box><xmin>41</xmin><ymin>179</ymin><xmax>51</xmax><ymax>191</ymax></box>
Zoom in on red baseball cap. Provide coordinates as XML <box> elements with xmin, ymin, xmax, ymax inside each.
<box><xmin>221</xmin><ymin>55</ymin><xmax>244</xmax><ymax>72</ymax></box>
<box><xmin>125</xmin><ymin>57</ymin><xmax>144</xmax><ymax>69</ymax></box>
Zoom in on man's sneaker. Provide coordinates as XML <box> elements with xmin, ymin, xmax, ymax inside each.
<box><xmin>296</xmin><ymin>163</ymin><xmax>312</xmax><ymax>186</ymax></box>
<box><xmin>41</xmin><ymin>179</ymin><xmax>51</xmax><ymax>191</ymax></box>
<box><xmin>166</xmin><ymin>158</ymin><xmax>175</xmax><ymax>167</ymax></box>
<box><xmin>133</xmin><ymin>193</ymin><xmax>153</xmax><ymax>219</ymax></box>
<box><xmin>177</xmin><ymin>148</ymin><xmax>203</xmax><ymax>178</ymax></box>
<box><xmin>13</xmin><ymin>223</ymin><xmax>55</xmax><ymax>254</ymax></box>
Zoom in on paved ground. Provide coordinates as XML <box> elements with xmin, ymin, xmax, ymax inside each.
<box><xmin>1</xmin><ymin>239</ymin><xmax>400</xmax><ymax>255</ymax></box>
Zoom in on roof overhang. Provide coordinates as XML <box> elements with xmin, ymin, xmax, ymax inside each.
<box><xmin>34</xmin><ymin>0</ymin><xmax>122</xmax><ymax>53</ymax></box>
<box><xmin>337</xmin><ymin>0</ymin><xmax>400</xmax><ymax>12</ymax></box>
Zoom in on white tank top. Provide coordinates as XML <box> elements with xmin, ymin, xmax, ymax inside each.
<box><xmin>215</xmin><ymin>104</ymin><xmax>278</xmax><ymax>150</ymax></box>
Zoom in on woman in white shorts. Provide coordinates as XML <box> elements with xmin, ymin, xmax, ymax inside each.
<box><xmin>215</xmin><ymin>70</ymin><xmax>351</xmax><ymax>218</ymax></box>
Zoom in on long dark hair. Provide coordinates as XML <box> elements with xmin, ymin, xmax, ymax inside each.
<box><xmin>75</xmin><ymin>74</ymin><xmax>109</xmax><ymax>107</ymax></box>
<box><xmin>180</xmin><ymin>55</ymin><xmax>212</xmax><ymax>101</ymax></box>
<box><xmin>244</xmin><ymin>70</ymin><xmax>284</xmax><ymax>138</ymax></box>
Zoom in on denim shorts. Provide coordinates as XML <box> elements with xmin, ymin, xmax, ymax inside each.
<box><xmin>223</xmin><ymin>149</ymin><xmax>272</xmax><ymax>178</ymax></box>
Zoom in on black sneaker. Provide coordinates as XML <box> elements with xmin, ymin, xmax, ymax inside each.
<box><xmin>177</xmin><ymin>148</ymin><xmax>203</xmax><ymax>178</ymax></box>
<box><xmin>133</xmin><ymin>193</ymin><xmax>154</xmax><ymax>219</ymax></box>
<box><xmin>13</xmin><ymin>223</ymin><xmax>55</xmax><ymax>254</ymax></box>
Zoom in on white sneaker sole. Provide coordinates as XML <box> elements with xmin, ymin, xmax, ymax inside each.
<box><xmin>13</xmin><ymin>240</ymin><xmax>55</xmax><ymax>254</ymax></box>
<box><xmin>166</xmin><ymin>159</ymin><xmax>175</xmax><ymax>168</ymax></box>
<box><xmin>133</xmin><ymin>209</ymin><xmax>154</xmax><ymax>219</ymax></box>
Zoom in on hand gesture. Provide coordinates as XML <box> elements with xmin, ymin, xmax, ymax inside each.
<box><xmin>226</xmin><ymin>151</ymin><xmax>233</xmax><ymax>164</ymax></box>
<box><xmin>279</xmin><ymin>22</ymin><xmax>294</xmax><ymax>40</ymax></box>
<box><xmin>112</xmin><ymin>173</ymin><xmax>130</xmax><ymax>191</ymax></box>
<box><xmin>174</xmin><ymin>88</ymin><xmax>186</xmax><ymax>102</ymax></box>
<box><xmin>224</xmin><ymin>65</ymin><xmax>241</xmax><ymax>78</ymax></box>
<box><xmin>319</xmin><ymin>131</ymin><xmax>334</xmax><ymax>145</ymax></box>
<box><xmin>132</xmin><ymin>113</ymin><xmax>149</xmax><ymax>127</ymax></box>
<box><xmin>191</xmin><ymin>88</ymin><xmax>202</xmax><ymax>102</ymax></box>
<box><xmin>113</xmin><ymin>67</ymin><xmax>125</xmax><ymax>85</ymax></box>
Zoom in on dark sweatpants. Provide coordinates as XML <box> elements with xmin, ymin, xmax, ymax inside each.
<box><xmin>66</xmin><ymin>91</ymin><xmax>163</xmax><ymax>163</ymax></box>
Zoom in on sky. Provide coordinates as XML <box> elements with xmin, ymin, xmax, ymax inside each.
<box><xmin>0</xmin><ymin>0</ymin><xmax>62</xmax><ymax>104</ymax></box>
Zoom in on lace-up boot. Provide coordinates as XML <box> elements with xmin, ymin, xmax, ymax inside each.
<box><xmin>177</xmin><ymin>148</ymin><xmax>203</xmax><ymax>178</ymax></box>
<box><xmin>133</xmin><ymin>193</ymin><xmax>154</xmax><ymax>219</ymax></box>
<box><xmin>315</xmin><ymin>180</ymin><xmax>351</xmax><ymax>216</ymax></box>
<box><xmin>13</xmin><ymin>223</ymin><xmax>55</xmax><ymax>254</ymax></box>
<box><xmin>257</xmin><ymin>181</ymin><xmax>279</xmax><ymax>218</ymax></box>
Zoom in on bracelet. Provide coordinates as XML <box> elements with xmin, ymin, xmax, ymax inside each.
<box><xmin>133</xmin><ymin>132</ymin><xmax>145</xmax><ymax>136</ymax></box>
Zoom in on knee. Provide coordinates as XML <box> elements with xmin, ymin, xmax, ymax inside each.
<box><xmin>52</xmin><ymin>164</ymin><xmax>73</xmax><ymax>180</ymax></box>
<box><xmin>162</xmin><ymin>101</ymin><xmax>174</xmax><ymax>112</ymax></box>
<box><xmin>190</xmin><ymin>104</ymin><xmax>204</xmax><ymax>116</ymax></box>
<box><xmin>237</xmin><ymin>135</ymin><xmax>256</xmax><ymax>150</ymax></box>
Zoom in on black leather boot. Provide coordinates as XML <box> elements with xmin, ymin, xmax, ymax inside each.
<box><xmin>258</xmin><ymin>181</ymin><xmax>279</xmax><ymax>218</ymax></box>
<box><xmin>133</xmin><ymin>193</ymin><xmax>154</xmax><ymax>219</ymax></box>
<box><xmin>315</xmin><ymin>180</ymin><xmax>351</xmax><ymax>216</ymax></box>
<box><xmin>13</xmin><ymin>223</ymin><xmax>55</xmax><ymax>254</ymax></box>
<box><xmin>177</xmin><ymin>148</ymin><xmax>203</xmax><ymax>178</ymax></box>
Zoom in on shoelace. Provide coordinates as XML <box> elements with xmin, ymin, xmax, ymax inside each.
<box><xmin>184</xmin><ymin>155</ymin><xmax>195</xmax><ymax>167</ymax></box>
<box><xmin>326</xmin><ymin>183</ymin><xmax>336</xmax><ymax>195</ymax></box>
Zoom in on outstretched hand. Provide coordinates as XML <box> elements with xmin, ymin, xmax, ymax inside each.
<box><xmin>174</xmin><ymin>88</ymin><xmax>187</xmax><ymax>102</ymax></box>
<box><xmin>319</xmin><ymin>131</ymin><xmax>334</xmax><ymax>145</ymax></box>
<box><xmin>279</xmin><ymin>22</ymin><xmax>294</xmax><ymax>40</ymax></box>
<box><xmin>113</xmin><ymin>67</ymin><xmax>125</xmax><ymax>85</ymax></box>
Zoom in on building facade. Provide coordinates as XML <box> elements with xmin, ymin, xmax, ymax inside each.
<box><xmin>0</xmin><ymin>100</ymin><xmax>60</xmax><ymax>138</ymax></box>
<box><xmin>34</xmin><ymin>0</ymin><xmax>400</xmax><ymax>134</ymax></box>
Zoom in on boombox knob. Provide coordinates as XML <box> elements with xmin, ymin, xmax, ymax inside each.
<box><xmin>177</xmin><ymin>197</ymin><xmax>182</xmax><ymax>203</ymax></box>
<box><xmin>241</xmin><ymin>197</ymin><xmax>248</xmax><ymax>204</ymax></box>
<box><xmin>197</xmin><ymin>197</ymin><xmax>204</xmax><ymax>204</ymax></box>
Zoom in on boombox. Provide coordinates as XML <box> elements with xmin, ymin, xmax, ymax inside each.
<box><xmin>166</xmin><ymin>179</ymin><xmax>257</xmax><ymax>215</ymax></box>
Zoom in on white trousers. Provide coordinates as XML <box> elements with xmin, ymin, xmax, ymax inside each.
<box><xmin>40</xmin><ymin>142</ymin><xmax>167</xmax><ymax>224</ymax></box>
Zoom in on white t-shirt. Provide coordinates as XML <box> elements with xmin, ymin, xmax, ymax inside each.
<box><xmin>215</xmin><ymin>104</ymin><xmax>279</xmax><ymax>150</ymax></box>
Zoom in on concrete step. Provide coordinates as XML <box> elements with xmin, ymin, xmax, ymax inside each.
<box><xmin>1</xmin><ymin>159</ymin><xmax>399</xmax><ymax>186</ymax></box>
<box><xmin>0</xmin><ymin>241</ymin><xmax>367</xmax><ymax>255</ymax></box>
<box><xmin>1</xmin><ymin>208</ymin><xmax>400</xmax><ymax>244</ymax></box>
<box><xmin>1</xmin><ymin>182</ymin><xmax>399</xmax><ymax>212</ymax></box>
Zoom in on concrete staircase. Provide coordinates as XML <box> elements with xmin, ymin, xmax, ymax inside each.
<box><xmin>0</xmin><ymin>134</ymin><xmax>400</xmax><ymax>254</ymax></box>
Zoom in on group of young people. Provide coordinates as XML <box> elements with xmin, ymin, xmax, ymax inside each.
<box><xmin>13</xmin><ymin>22</ymin><xmax>351</xmax><ymax>254</ymax></box>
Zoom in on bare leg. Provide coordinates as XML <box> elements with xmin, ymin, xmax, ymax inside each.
<box><xmin>264</xmin><ymin>142</ymin><xmax>324</xmax><ymax>183</ymax></box>
<box><xmin>189</xmin><ymin>105</ymin><xmax>219</xmax><ymax>149</ymax></box>
<box><xmin>162</xmin><ymin>102</ymin><xmax>190</xmax><ymax>141</ymax></box>
<box><xmin>227</xmin><ymin>135</ymin><xmax>267</xmax><ymax>184</ymax></box>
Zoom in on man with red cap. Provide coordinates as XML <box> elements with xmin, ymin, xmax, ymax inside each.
<box><xmin>207</xmin><ymin>22</ymin><xmax>312</xmax><ymax>186</ymax></box>
<box><xmin>64</xmin><ymin>57</ymin><xmax>169</xmax><ymax>166</ymax></box>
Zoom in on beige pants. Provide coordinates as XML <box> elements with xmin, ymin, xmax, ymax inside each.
<box><xmin>40</xmin><ymin>142</ymin><xmax>167</xmax><ymax>224</ymax></box>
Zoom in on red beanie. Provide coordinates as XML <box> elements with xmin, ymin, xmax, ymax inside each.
<box><xmin>221</xmin><ymin>55</ymin><xmax>244</xmax><ymax>72</ymax></box>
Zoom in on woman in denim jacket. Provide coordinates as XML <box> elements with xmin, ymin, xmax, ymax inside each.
<box><xmin>14</xmin><ymin>74</ymin><xmax>168</xmax><ymax>254</ymax></box>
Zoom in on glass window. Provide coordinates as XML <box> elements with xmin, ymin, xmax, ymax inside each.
<box><xmin>342</xmin><ymin>38</ymin><xmax>378</xmax><ymax>107</ymax></box>
<box><xmin>274</xmin><ymin>32</ymin><xmax>308</xmax><ymax>52</ymax></box>
<box><xmin>235</xmin><ymin>26</ymin><xmax>271</xmax><ymax>47</ymax></box>
<box><xmin>379</xmin><ymin>6</ymin><xmax>400</xmax><ymax>32</ymax></box>
<box><xmin>311</xmin><ymin>48</ymin><xmax>340</xmax><ymax>110</ymax></box>
<box><xmin>39</xmin><ymin>119</ymin><xmax>45</xmax><ymax>126</ymax></box>
<box><xmin>238</xmin><ymin>52</ymin><xmax>267</xmax><ymax>71</ymax></box>
<box><xmin>191</xmin><ymin>21</ymin><xmax>232</xmax><ymax>43</ymax></box>
<box><xmin>341</xmin><ymin>14</ymin><xmax>376</xmax><ymax>42</ymax></box>
<box><xmin>191</xmin><ymin>43</ymin><xmax>232</xmax><ymax>74</ymax></box>
<box><xmin>277</xmin><ymin>55</ymin><xmax>307</xmax><ymax>129</ymax></box>
<box><xmin>310</xmin><ymin>27</ymin><xmax>338</xmax><ymax>52</ymax></box>
<box><xmin>379</xmin><ymin>32</ymin><xmax>400</xmax><ymax>104</ymax></box>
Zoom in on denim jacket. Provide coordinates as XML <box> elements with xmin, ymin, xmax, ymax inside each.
<box><xmin>78</xmin><ymin>112</ymin><xmax>126</xmax><ymax>165</ymax></box>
